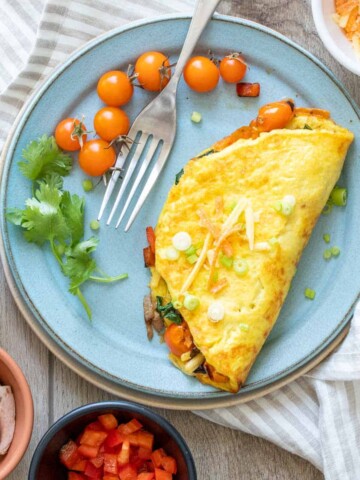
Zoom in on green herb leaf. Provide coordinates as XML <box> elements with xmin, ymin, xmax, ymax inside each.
<box><xmin>60</xmin><ymin>191</ymin><xmax>85</xmax><ymax>245</ymax></box>
<box><xmin>156</xmin><ymin>296</ymin><xmax>182</xmax><ymax>324</ymax></box>
<box><xmin>175</xmin><ymin>168</ymin><xmax>184</xmax><ymax>185</ymax></box>
<box><xmin>303</xmin><ymin>124</ymin><xmax>313</xmax><ymax>130</ymax></box>
<box><xmin>18</xmin><ymin>135</ymin><xmax>72</xmax><ymax>182</ymax></box>
<box><xmin>20</xmin><ymin>183</ymin><xmax>69</xmax><ymax>245</ymax></box>
<box><xmin>6</xmin><ymin>208</ymin><xmax>24</xmax><ymax>226</ymax></box>
<box><xmin>63</xmin><ymin>237</ymin><xmax>99</xmax><ymax>292</ymax></box>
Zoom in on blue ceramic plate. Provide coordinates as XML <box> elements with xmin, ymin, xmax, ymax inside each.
<box><xmin>1</xmin><ymin>14</ymin><xmax>360</xmax><ymax>404</ymax></box>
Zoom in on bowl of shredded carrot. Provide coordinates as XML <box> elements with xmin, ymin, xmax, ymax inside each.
<box><xmin>312</xmin><ymin>0</ymin><xmax>360</xmax><ymax>75</ymax></box>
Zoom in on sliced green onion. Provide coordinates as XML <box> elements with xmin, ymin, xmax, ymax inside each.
<box><xmin>90</xmin><ymin>220</ymin><xmax>100</xmax><ymax>231</ymax></box>
<box><xmin>172</xmin><ymin>231</ymin><xmax>192</xmax><ymax>251</ymax></box>
<box><xmin>330</xmin><ymin>187</ymin><xmax>347</xmax><ymax>207</ymax></box>
<box><xmin>323</xmin><ymin>249</ymin><xmax>332</xmax><ymax>260</ymax></box>
<box><xmin>220</xmin><ymin>254</ymin><xmax>233</xmax><ymax>269</ymax></box>
<box><xmin>323</xmin><ymin>233</ymin><xmax>331</xmax><ymax>243</ymax></box>
<box><xmin>304</xmin><ymin>288</ymin><xmax>316</xmax><ymax>300</ymax></box>
<box><xmin>331</xmin><ymin>246</ymin><xmax>341</xmax><ymax>257</ymax></box>
<box><xmin>269</xmin><ymin>237</ymin><xmax>279</xmax><ymax>246</ymax></box>
<box><xmin>239</xmin><ymin>323</ymin><xmax>249</xmax><ymax>332</ymax></box>
<box><xmin>273</xmin><ymin>197</ymin><xmax>294</xmax><ymax>216</ymax></box>
<box><xmin>191</xmin><ymin>111</ymin><xmax>202</xmax><ymax>123</ymax></box>
<box><xmin>322</xmin><ymin>202</ymin><xmax>333</xmax><ymax>215</ymax></box>
<box><xmin>212</xmin><ymin>269</ymin><xmax>219</xmax><ymax>283</ymax></box>
<box><xmin>173</xmin><ymin>299</ymin><xmax>183</xmax><ymax>309</ymax></box>
<box><xmin>233</xmin><ymin>259</ymin><xmax>248</xmax><ymax>276</ymax></box>
<box><xmin>186</xmin><ymin>254</ymin><xmax>198</xmax><ymax>264</ymax></box>
<box><xmin>165</xmin><ymin>246</ymin><xmax>180</xmax><ymax>261</ymax></box>
<box><xmin>184</xmin><ymin>294</ymin><xmax>200</xmax><ymax>311</ymax></box>
<box><xmin>272</xmin><ymin>201</ymin><xmax>282</xmax><ymax>212</ymax></box>
<box><xmin>82</xmin><ymin>179</ymin><xmax>93</xmax><ymax>192</ymax></box>
<box><xmin>185</xmin><ymin>245</ymin><xmax>197</xmax><ymax>256</ymax></box>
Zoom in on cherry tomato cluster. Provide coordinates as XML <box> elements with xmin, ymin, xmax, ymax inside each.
<box><xmin>184</xmin><ymin>52</ymin><xmax>247</xmax><ymax>93</ymax></box>
<box><xmin>54</xmin><ymin>51</ymin><xmax>174</xmax><ymax>177</ymax></box>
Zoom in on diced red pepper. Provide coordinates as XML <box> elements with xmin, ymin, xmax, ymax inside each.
<box><xmin>80</xmin><ymin>430</ymin><xmax>108</xmax><ymax>447</ymax></box>
<box><xmin>137</xmin><ymin>431</ymin><xmax>154</xmax><ymax>451</ymax></box>
<box><xmin>160</xmin><ymin>456</ymin><xmax>177</xmax><ymax>474</ymax></box>
<box><xmin>154</xmin><ymin>469</ymin><xmax>172</xmax><ymax>480</ymax></box>
<box><xmin>151</xmin><ymin>449</ymin><xmax>166</xmax><ymax>468</ymax></box>
<box><xmin>103</xmin><ymin>476</ymin><xmax>118</xmax><ymax>480</ymax></box>
<box><xmin>98</xmin><ymin>414</ymin><xmax>118</xmax><ymax>431</ymax></box>
<box><xmin>138</xmin><ymin>447</ymin><xmax>152</xmax><ymax>460</ymax></box>
<box><xmin>118</xmin><ymin>419</ymin><xmax>143</xmax><ymax>435</ymax></box>
<box><xmin>104</xmin><ymin>429</ymin><xmax>126</xmax><ymax>449</ymax></box>
<box><xmin>68</xmin><ymin>473</ymin><xmax>86</xmax><ymax>480</ymax></box>
<box><xmin>236</xmin><ymin>82</ymin><xmax>260</xmax><ymax>97</ymax></box>
<box><xmin>84</xmin><ymin>460</ymin><xmax>102</xmax><ymax>479</ymax></box>
<box><xmin>103</xmin><ymin>453</ymin><xmax>118</xmax><ymax>475</ymax></box>
<box><xmin>89</xmin><ymin>454</ymin><xmax>104</xmax><ymax>468</ymax></box>
<box><xmin>117</xmin><ymin>439</ymin><xmax>130</xmax><ymax>466</ymax></box>
<box><xmin>85</xmin><ymin>421</ymin><xmax>103</xmax><ymax>431</ymax></box>
<box><xmin>77</xmin><ymin>444</ymin><xmax>99</xmax><ymax>459</ymax></box>
<box><xmin>146</xmin><ymin>226</ymin><xmax>156</xmax><ymax>254</ymax></box>
<box><xmin>60</xmin><ymin>440</ymin><xmax>80</xmax><ymax>469</ymax></box>
<box><xmin>119</xmin><ymin>464</ymin><xmax>138</xmax><ymax>480</ymax></box>
<box><xmin>143</xmin><ymin>246</ymin><xmax>155</xmax><ymax>268</ymax></box>
<box><xmin>137</xmin><ymin>473</ymin><xmax>155</xmax><ymax>480</ymax></box>
<box><xmin>71</xmin><ymin>458</ymin><xmax>87</xmax><ymax>472</ymax></box>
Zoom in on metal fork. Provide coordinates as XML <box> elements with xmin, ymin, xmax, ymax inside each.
<box><xmin>98</xmin><ymin>0</ymin><xmax>220</xmax><ymax>231</ymax></box>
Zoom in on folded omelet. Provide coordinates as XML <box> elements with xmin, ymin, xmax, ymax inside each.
<box><xmin>150</xmin><ymin>109</ymin><xmax>354</xmax><ymax>393</ymax></box>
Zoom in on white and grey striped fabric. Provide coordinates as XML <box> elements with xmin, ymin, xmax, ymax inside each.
<box><xmin>0</xmin><ymin>2</ymin><xmax>359</xmax><ymax>479</ymax></box>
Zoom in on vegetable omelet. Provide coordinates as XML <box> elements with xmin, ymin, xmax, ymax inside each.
<box><xmin>143</xmin><ymin>101</ymin><xmax>354</xmax><ymax>393</ymax></box>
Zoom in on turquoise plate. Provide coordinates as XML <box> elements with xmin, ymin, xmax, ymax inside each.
<box><xmin>1</xmin><ymin>14</ymin><xmax>360</xmax><ymax>407</ymax></box>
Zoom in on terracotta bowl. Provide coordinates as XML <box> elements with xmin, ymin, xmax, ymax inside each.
<box><xmin>28</xmin><ymin>401</ymin><xmax>197</xmax><ymax>480</ymax></box>
<box><xmin>0</xmin><ymin>348</ymin><xmax>34</xmax><ymax>478</ymax></box>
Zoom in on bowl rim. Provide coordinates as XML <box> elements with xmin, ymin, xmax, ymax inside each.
<box><xmin>311</xmin><ymin>0</ymin><xmax>360</xmax><ymax>76</ymax></box>
<box><xmin>0</xmin><ymin>348</ymin><xmax>34</xmax><ymax>478</ymax></box>
<box><xmin>28</xmin><ymin>400</ymin><xmax>197</xmax><ymax>479</ymax></box>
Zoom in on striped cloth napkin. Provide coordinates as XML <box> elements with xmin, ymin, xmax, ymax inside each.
<box><xmin>1</xmin><ymin>2</ymin><xmax>359</xmax><ymax>479</ymax></box>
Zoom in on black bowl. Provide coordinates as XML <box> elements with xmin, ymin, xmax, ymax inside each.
<box><xmin>28</xmin><ymin>401</ymin><xmax>197</xmax><ymax>480</ymax></box>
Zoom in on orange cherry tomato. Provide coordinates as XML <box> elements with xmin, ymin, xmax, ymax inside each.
<box><xmin>135</xmin><ymin>51</ymin><xmax>171</xmax><ymax>91</ymax></box>
<box><xmin>94</xmin><ymin>107</ymin><xmax>130</xmax><ymax>142</ymax></box>
<box><xmin>183</xmin><ymin>56</ymin><xmax>220</xmax><ymax>93</ymax></box>
<box><xmin>164</xmin><ymin>322</ymin><xmax>193</xmax><ymax>357</ymax></box>
<box><xmin>55</xmin><ymin>118</ymin><xmax>87</xmax><ymax>151</ymax></box>
<box><xmin>219</xmin><ymin>53</ymin><xmax>247</xmax><ymax>83</ymax></box>
<box><xmin>255</xmin><ymin>101</ymin><xmax>294</xmax><ymax>132</ymax></box>
<box><xmin>78</xmin><ymin>139</ymin><xmax>116</xmax><ymax>177</ymax></box>
<box><xmin>97</xmin><ymin>70</ymin><xmax>134</xmax><ymax>107</ymax></box>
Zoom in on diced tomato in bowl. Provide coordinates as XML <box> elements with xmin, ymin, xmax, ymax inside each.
<box><xmin>28</xmin><ymin>402</ymin><xmax>196</xmax><ymax>480</ymax></box>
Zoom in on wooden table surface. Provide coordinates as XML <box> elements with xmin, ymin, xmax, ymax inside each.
<box><xmin>2</xmin><ymin>1</ymin><xmax>359</xmax><ymax>479</ymax></box>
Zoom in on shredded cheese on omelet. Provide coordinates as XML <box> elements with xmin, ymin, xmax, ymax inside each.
<box><xmin>180</xmin><ymin>232</ymin><xmax>212</xmax><ymax>294</ymax></box>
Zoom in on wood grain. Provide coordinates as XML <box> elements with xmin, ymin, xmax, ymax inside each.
<box><xmin>3</xmin><ymin>0</ymin><xmax>359</xmax><ymax>478</ymax></box>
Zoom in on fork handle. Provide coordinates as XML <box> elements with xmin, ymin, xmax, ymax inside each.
<box><xmin>169</xmin><ymin>0</ymin><xmax>221</xmax><ymax>88</ymax></box>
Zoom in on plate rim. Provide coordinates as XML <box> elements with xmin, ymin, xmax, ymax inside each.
<box><xmin>0</xmin><ymin>12</ymin><xmax>358</xmax><ymax>408</ymax></box>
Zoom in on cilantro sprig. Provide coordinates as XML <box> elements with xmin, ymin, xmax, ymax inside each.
<box><xmin>6</xmin><ymin>135</ymin><xmax>128</xmax><ymax>320</ymax></box>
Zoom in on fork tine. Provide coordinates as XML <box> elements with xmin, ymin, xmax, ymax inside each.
<box><xmin>124</xmin><ymin>143</ymin><xmax>172</xmax><ymax>232</ymax></box>
<box><xmin>106</xmin><ymin>133</ymin><xmax>150</xmax><ymax>225</ymax></box>
<box><xmin>97</xmin><ymin>129</ymin><xmax>141</xmax><ymax>220</ymax></box>
<box><xmin>115</xmin><ymin>139</ymin><xmax>161</xmax><ymax>228</ymax></box>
